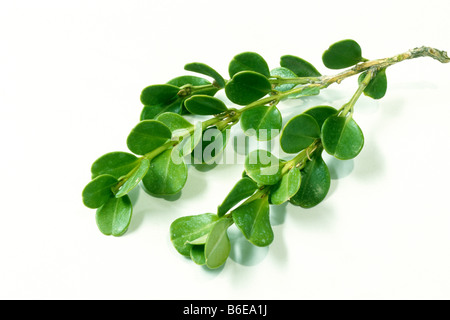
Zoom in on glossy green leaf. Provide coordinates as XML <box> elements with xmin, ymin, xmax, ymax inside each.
<box><xmin>225</xmin><ymin>71</ymin><xmax>272</xmax><ymax>105</ymax></box>
<box><xmin>140</xmin><ymin>84</ymin><xmax>180</xmax><ymax>106</ymax></box>
<box><xmin>173</xmin><ymin>121</ymin><xmax>202</xmax><ymax>157</ymax></box>
<box><xmin>290</xmin><ymin>150</ymin><xmax>330</xmax><ymax>208</ymax></box>
<box><xmin>303</xmin><ymin>105</ymin><xmax>338</xmax><ymax>129</ymax></box>
<box><xmin>82</xmin><ymin>175</ymin><xmax>118</xmax><ymax>209</ymax></box>
<box><xmin>217</xmin><ymin>178</ymin><xmax>258</xmax><ymax>217</ymax></box>
<box><xmin>167</xmin><ymin>75</ymin><xmax>218</xmax><ymax>97</ymax></box>
<box><xmin>232</xmin><ymin>197</ymin><xmax>273</xmax><ymax>247</ymax></box>
<box><xmin>229</xmin><ymin>52</ymin><xmax>270</xmax><ymax>78</ymax></box>
<box><xmin>114</xmin><ymin>158</ymin><xmax>150</xmax><ymax>198</ymax></box>
<box><xmin>245</xmin><ymin>149</ymin><xmax>282</xmax><ymax>186</ymax></box>
<box><xmin>142</xmin><ymin>149</ymin><xmax>188</xmax><ymax>195</ymax></box>
<box><xmin>91</xmin><ymin>152</ymin><xmax>139</xmax><ymax>180</ymax></box>
<box><xmin>240</xmin><ymin>105</ymin><xmax>282</xmax><ymax>141</ymax></box>
<box><xmin>184</xmin><ymin>95</ymin><xmax>228</xmax><ymax>115</ymax></box>
<box><xmin>358</xmin><ymin>68</ymin><xmax>387</xmax><ymax>100</ymax></box>
<box><xmin>140</xmin><ymin>99</ymin><xmax>183</xmax><ymax>120</ymax></box>
<box><xmin>96</xmin><ymin>195</ymin><xmax>132</xmax><ymax>237</ymax></box>
<box><xmin>270</xmin><ymin>67</ymin><xmax>297</xmax><ymax>92</ymax></box>
<box><xmin>156</xmin><ymin>112</ymin><xmax>193</xmax><ymax>132</ymax></box>
<box><xmin>280</xmin><ymin>55</ymin><xmax>321</xmax><ymax>77</ymax></box>
<box><xmin>322</xmin><ymin>39</ymin><xmax>365</xmax><ymax>69</ymax></box>
<box><xmin>190</xmin><ymin>245</ymin><xmax>206</xmax><ymax>265</ymax></box>
<box><xmin>321</xmin><ymin>115</ymin><xmax>364</xmax><ymax>160</ymax></box>
<box><xmin>184</xmin><ymin>62</ymin><xmax>226</xmax><ymax>88</ymax></box>
<box><xmin>270</xmin><ymin>167</ymin><xmax>301</xmax><ymax>205</ymax></box>
<box><xmin>126</xmin><ymin>120</ymin><xmax>172</xmax><ymax>155</ymax></box>
<box><xmin>205</xmin><ymin>218</ymin><xmax>233</xmax><ymax>269</ymax></box>
<box><xmin>280</xmin><ymin>114</ymin><xmax>320</xmax><ymax>154</ymax></box>
<box><xmin>191</xmin><ymin>126</ymin><xmax>229</xmax><ymax>164</ymax></box>
<box><xmin>170</xmin><ymin>213</ymin><xmax>219</xmax><ymax>256</ymax></box>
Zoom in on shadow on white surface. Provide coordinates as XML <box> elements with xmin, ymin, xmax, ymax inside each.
<box><xmin>228</xmin><ymin>226</ymin><xmax>270</xmax><ymax>267</ymax></box>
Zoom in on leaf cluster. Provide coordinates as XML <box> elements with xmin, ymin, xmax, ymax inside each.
<box><xmin>82</xmin><ymin>39</ymin><xmax>446</xmax><ymax>268</ymax></box>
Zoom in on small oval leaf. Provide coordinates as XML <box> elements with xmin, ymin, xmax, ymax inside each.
<box><xmin>170</xmin><ymin>213</ymin><xmax>219</xmax><ymax>256</ymax></box>
<box><xmin>225</xmin><ymin>71</ymin><xmax>272</xmax><ymax>106</ymax></box>
<box><xmin>245</xmin><ymin>149</ymin><xmax>282</xmax><ymax>186</ymax></box>
<box><xmin>142</xmin><ymin>149</ymin><xmax>188</xmax><ymax>195</ymax></box>
<box><xmin>270</xmin><ymin>67</ymin><xmax>297</xmax><ymax>92</ymax></box>
<box><xmin>191</xmin><ymin>126</ymin><xmax>229</xmax><ymax>164</ymax></box>
<box><xmin>190</xmin><ymin>245</ymin><xmax>206</xmax><ymax>265</ymax></box>
<box><xmin>126</xmin><ymin>120</ymin><xmax>172</xmax><ymax>155</ymax></box>
<box><xmin>205</xmin><ymin>218</ymin><xmax>233</xmax><ymax>269</ymax></box>
<box><xmin>241</xmin><ymin>105</ymin><xmax>282</xmax><ymax>141</ymax></box>
<box><xmin>217</xmin><ymin>178</ymin><xmax>258</xmax><ymax>217</ymax></box>
<box><xmin>229</xmin><ymin>52</ymin><xmax>270</xmax><ymax>78</ymax></box>
<box><xmin>358</xmin><ymin>68</ymin><xmax>387</xmax><ymax>100</ymax></box>
<box><xmin>184</xmin><ymin>62</ymin><xmax>226</xmax><ymax>88</ymax></box>
<box><xmin>280</xmin><ymin>55</ymin><xmax>321</xmax><ymax>77</ymax></box>
<box><xmin>290</xmin><ymin>150</ymin><xmax>330</xmax><ymax>208</ymax></box>
<box><xmin>95</xmin><ymin>195</ymin><xmax>132</xmax><ymax>236</ymax></box>
<box><xmin>184</xmin><ymin>95</ymin><xmax>228</xmax><ymax>115</ymax></box>
<box><xmin>156</xmin><ymin>112</ymin><xmax>193</xmax><ymax>132</ymax></box>
<box><xmin>322</xmin><ymin>39</ymin><xmax>365</xmax><ymax>69</ymax></box>
<box><xmin>82</xmin><ymin>175</ymin><xmax>118</xmax><ymax>209</ymax></box>
<box><xmin>270</xmin><ymin>167</ymin><xmax>301</xmax><ymax>205</ymax></box>
<box><xmin>140</xmin><ymin>99</ymin><xmax>183</xmax><ymax>120</ymax></box>
<box><xmin>321</xmin><ymin>115</ymin><xmax>364</xmax><ymax>160</ymax></box>
<box><xmin>280</xmin><ymin>114</ymin><xmax>320</xmax><ymax>154</ymax></box>
<box><xmin>114</xmin><ymin>158</ymin><xmax>150</xmax><ymax>198</ymax></box>
<box><xmin>232</xmin><ymin>197</ymin><xmax>273</xmax><ymax>247</ymax></box>
<box><xmin>91</xmin><ymin>152</ymin><xmax>139</xmax><ymax>180</ymax></box>
<box><xmin>140</xmin><ymin>84</ymin><xmax>180</xmax><ymax>106</ymax></box>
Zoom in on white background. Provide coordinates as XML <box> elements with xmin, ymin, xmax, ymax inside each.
<box><xmin>1</xmin><ymin>0</ymin><xmax>450</xmax><ymax>300</ymax></box>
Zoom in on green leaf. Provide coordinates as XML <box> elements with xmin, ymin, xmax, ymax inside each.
<box><xmin>280</xmin><ymin>114</ymin><xmax>320</xmax><ymax>154</ymax></box>
<box><xmin>217</xmin><ymin>178</ymin><xmax>258</xmax><ymax>217</ymax></box>
<box><xmin>321</xmin><ymin>115</ymin><xmax>364</xmax><ymax>160</ymax></box>
<box><xmin>358</xmin><ymin>68</ymin><xmax>387</xmax><ymax>99</ymax></box>
<box><xmin>142</xmin><ymin>149</ymin><xmax>188</xmax><ymax>195</ymax></box>
<box><xmin>322</xmin><ymin>39</ymin><xmax>365</xmax><ymax>69</ymax></box>
<box><xmin>156</xmin><ymin>112</ymin><xmax>193</xmax><ymax>132</ymax></box>
<box><xmin>280</xmin><ymin>55</ymin><xmax>321</xmax><ymax>77</ymax></box>
<box><xmin>303</xmin><ymin>105</ymin><xmax>338</xmax><ymax>129</ymax></box>
<box><xmin>140</xmin><ymin>99</ymin><xmax>183</xmax><ymax>120</ymax></box>
<box><xmin>229</xmin><ymin>52</ymin><xmax>270</xmax><ymax>78</ymax></box>
<box><xmin>173</xmin><ymin>121</ymin><xmax>202</xmax><ymax>158</ymax></box>
<box><xmin>184</xmin><ymin>62</ymin><xmax>226</xmax><ymax>88</ymax></box>
<box><xmin>270</xmin><ymin>167</ymin><xmax>301</xmax><ymax>205</ymax></box>
<box><xmin>240</xmin><ymin>105</ymin><xmax>282</xmax><ymax>141</ymax></box>
<box><xmin>191</xmin><ymin>126</ymin><xmax>229</xmax><ymax>164</ymax></box>
<box><xmin>91</xmin><ymin>152</ymin><xmax>139</xmax><ymax>180</ymax></box>
<box><xmin>126</xmin><ymin>120</ymin><xmax>172</xmax><ymax>155</ymax></box>
<box><xmin>167</xmin><ymin>75</ymin><xmax>218</xmax><ymax>97</ymax></box>
<box><xmin>170</xmin><ymin>213</ymin><xmax>219</xmax><ymax>256</ymax></box>
<box><xmin>225</xmin><ymin>71</ymin><xmax>272</xmax><ymax>105</ymax></box>
<box><xmin>290</xmin><ymin>150</ymin><xmax>330</xmax><ymax>208</ymax></box>
<box><xmin>140</xmin><ymin>84</ymin><xmax>180</xmax><ymax>106</ymax></box>
<box><xmin>114</xmin><ymin>158</ymin><xmax>150</xmax><ymax>198</ymax></box>
<box><xmin>245</xmin><ymin>149</ymin><xmax>282</xmax><ymax>186</ymax></box>
<box><xmin>190</xmin><ymin>245</ymin><xmax>206</xmax><ymax>265</ymax></box>
<box><xmin>184</xmin><ymin>95</ymin><xmax>228</xmax><ymax>115</ymax></box>
<box><xmin>287</xmin><ymin>85</ymin><xmax>321</xmax><ymax>99</ymax></box>
<box><xmin>232</xmin><ymin>197</ymin><xmax>273</xmax><ymax>247</ymax></box>
<box><xmin>270</xmin><ymin>67</ymin><xmax>297</xmax><ymax>92</ymax></box>
<box><xmin>95</xmin><ymin>195</ymin><xmax>132</xmax><ymax>236</ymax></box>
<box><xmin>205</xmin><ymin>218</ymin><xmax>233</xmax><ymax>269</ymax></box>
<box><xmin>82</xmin><ymin>175</ymin><xmax>118</xmax><ymax>209</ymax></box>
